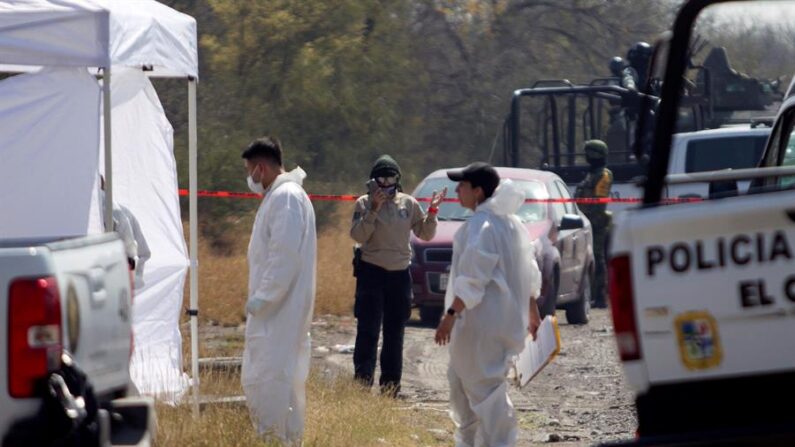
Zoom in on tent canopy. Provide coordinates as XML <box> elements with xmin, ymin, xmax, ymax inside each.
<box><xmin>0</xmin><ymin>0</ymin><xmax>198</xmax><ymax>78</ymax></box>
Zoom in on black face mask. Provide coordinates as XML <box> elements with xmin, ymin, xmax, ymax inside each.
<box><xmin>586</xmin><ymin>156</ymin><xmax>606</xmax><ymax>168</ymax></box>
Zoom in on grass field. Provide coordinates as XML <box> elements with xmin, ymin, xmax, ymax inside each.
<box><xmin>160</xmin><ymin>205</ymin><xmax>451</xmax><ymax>445</ymax></box>
<box><xmin>155</xmin><ymin>370</ymin><xmax>449</xmax><ymax>446</ymax></box>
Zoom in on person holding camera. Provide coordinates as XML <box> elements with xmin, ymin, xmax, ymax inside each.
<box><xmin>350</xmin><ymin>154</ymin><xmax>446</xmax><ymax>396</ymax></box>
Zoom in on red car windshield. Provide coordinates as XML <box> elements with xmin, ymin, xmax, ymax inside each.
<box><xmin>414</xmin><ymin>177</ymin><xmax>547</xmax><ymax>223</ymax></box>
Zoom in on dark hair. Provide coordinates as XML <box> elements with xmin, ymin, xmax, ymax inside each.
<box><xmin>241</xmin><ymin>136</ymin><xmax>283</xmax><ymax>166</ymax></box>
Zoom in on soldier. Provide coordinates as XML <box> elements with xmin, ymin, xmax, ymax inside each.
<box><xmin>575</xmin><ymin>140</ymin><xmax>613</xmax><ymax>309</ymax></box>
<box><xmin>626</xmin><ymin>41</ymin><xmax>653</xmax><ymax>89</ymax></box>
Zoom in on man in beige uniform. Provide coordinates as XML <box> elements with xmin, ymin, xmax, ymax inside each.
<box><xmin>351</xmin><ymin>155</ymin><xmax>445</xmax><ymax>396</ymax></box>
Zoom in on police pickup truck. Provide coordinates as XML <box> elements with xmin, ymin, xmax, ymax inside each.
<box><xmin>605</xmin><ymin>0</ymin><xmax>795</xmax><ymax>445</ymax></box>
<box><xmin>0</xmin><ymin>234</ymin><xmax>153</xmax><ymax>447</ymax></box>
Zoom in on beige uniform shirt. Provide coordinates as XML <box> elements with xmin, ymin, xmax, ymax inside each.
<box><xmin>350</xmin><ymin>192</ymin><xmax>437</xmax><ymax>271</ymax></box>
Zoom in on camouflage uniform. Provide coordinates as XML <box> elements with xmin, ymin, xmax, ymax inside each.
<box><xmin>575</xmin><ymin>140</ymin><xmax>613</xmax><ymax>308</ymax></box>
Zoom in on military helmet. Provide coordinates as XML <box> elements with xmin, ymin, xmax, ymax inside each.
<box><xmin>627</xmin><ymin>42</ymin><xmax>653</xmax><ymax>65</ymax></box>
<box><xmin>609</xmin><ymin>57</ymin><xmax>625</xmax><ymax>77</ymax></box>
<box><xmin>584</xmin><ymin>140</ymin><xmax>608</xmax><ymax>159</ymax></box>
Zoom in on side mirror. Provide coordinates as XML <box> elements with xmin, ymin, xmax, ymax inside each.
<box><xmin>559</xmin><ymin>214</ymin><xmax>584</xmax><ymax>231</ymax></box>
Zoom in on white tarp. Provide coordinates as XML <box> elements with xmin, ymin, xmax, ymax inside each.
<box><xmin>101</xmin><ymin>0</ymin><xmax>197</xmax><ymax>78</ymax></box>
<box><xmin>0</xmin><ymin>68</ymin><xmax>101</xmax><ymax>238</ymax></box>
<box><xmin>0</xmin><ymin>0</ymin><xmax>198</xmax><ymax>78</ymax></box>
<box><xmin>0</xmin><ymin>0</ymin><xmax>109</xmax><ymax>68</ymax></box>
<box><xmin>96</xmin><ymin>68</ymin><xmax>190</xmax><ymax>398</ymax></box>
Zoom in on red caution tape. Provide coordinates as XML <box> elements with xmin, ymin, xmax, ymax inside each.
<box><xmin>177</xmin><ymin>189</ymin><xmax>703</xmax><ymax>204</ymax></box>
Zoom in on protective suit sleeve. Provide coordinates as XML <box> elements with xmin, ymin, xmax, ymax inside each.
<box><xmin>350</xmin><ymin>196</ymin><xmax>378</xmax><ymax>243</ymax></box>
<box><xmin>452</xmin><ymin>225</ymin><xmax>499</xmax><ymax>310</ymax></box>
<box><xmin>126</xmin><ymin>209</ymin><xmax>150</xmax><ymax>288</ymax></box>
<box><xmin>410</xmin><ymin>197</ymin><xmax>437</xmax><ymax>241</ymax></box>
<box><xmin>528</xmin><ymin>242</ymin><xmax>542</xmax><ymax>299</ymax></box>
<box><xmin>248</xmin><ymin>190</ymin><xmax>306</xmax><ymax>315</ymax></box>
<box><xmin>112</xmin><ymin>206</ymin><xmax>138</xmax><ymax>261</ymax></box>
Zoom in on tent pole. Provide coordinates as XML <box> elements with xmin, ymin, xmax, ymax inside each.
<box><xmin>103</xmin><ymin>67</ymin><xmax>113</xmax><ymax>232</ymax></box>
<box><xmin>188</xmin><ymin>77</ymin><xmax>200</xmax><ymax>417</ymax></box>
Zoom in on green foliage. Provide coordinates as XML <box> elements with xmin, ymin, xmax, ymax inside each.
<box><xmin>157</xmin><ymin>0</ymin><xmax>671</xmax><ymax>246</ymax></box>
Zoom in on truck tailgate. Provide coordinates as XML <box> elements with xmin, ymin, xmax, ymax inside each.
<box><xmin>624</xmin><ymin>189</ymin><xmax>795</xmax><ymax>384</ymax></box>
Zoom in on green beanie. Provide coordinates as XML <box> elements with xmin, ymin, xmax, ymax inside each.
<box><xmin>370</xmin><ymin>154</ymin><xmax>401</xmax><ymax>179</ymax></box>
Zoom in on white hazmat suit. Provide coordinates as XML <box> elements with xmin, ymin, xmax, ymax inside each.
<box><xmin>444</xmin><ymin>179</ymin><xmax>542</xmax><ymax>447</ymax></box>
<box><xmin>242</xmin><ymin>167</ymin><xmax>317</xmax><ymax>445</ymax></box>
<box><xmin>101</xmin><ymin>190</ymin><xmax>151</xmax><ymax>289</ymax></box>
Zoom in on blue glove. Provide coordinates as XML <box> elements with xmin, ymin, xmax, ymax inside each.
<box><xmin>246</xmin><ymin>296</ymin><xmax>266</xmax><ymax>316</ymax></box>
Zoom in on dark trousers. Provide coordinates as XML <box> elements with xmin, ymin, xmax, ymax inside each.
<box><xmin>592</xmin><ymin>225</ymin><xmax>608</xmax><ymax>307</ymax></box>
<box><xmin>353</xmin><ymin>260</ymin><xmax>412</xmax><ymax>394</ymax></box>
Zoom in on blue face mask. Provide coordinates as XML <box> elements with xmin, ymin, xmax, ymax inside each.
<box><xmin>380</xmin><ymin>185</ymin><xmax>397</xmax><ymax>196</ymax></box>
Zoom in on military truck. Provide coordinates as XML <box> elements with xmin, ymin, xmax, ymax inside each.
<box><xmin>502</xmin><ymin>43</ymin><xmax>782</xmax><ymax>212</ymax></box>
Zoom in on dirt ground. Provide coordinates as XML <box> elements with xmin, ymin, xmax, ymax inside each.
<box><xmin>316</xmin><ymin>308</ymin><xmax>636</xmax><ymax>446</ymax></box>
<box><xmin>199</xmin><ymin>308</ymin><xmax>636</xmax><ymax>446</ymax></box>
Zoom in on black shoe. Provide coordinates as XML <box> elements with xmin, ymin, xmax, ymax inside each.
<box><xmin>380</xmin><ymin>383</ymin><xmax>401</xmax><ymax>399</ymax></box>
<box><xmin>592</xmin><ymin>301</ymin><xmax>607</xmax><ymax>309</ymax></box>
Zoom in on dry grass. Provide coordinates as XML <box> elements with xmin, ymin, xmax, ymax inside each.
<box><xmin>163</xmin><ymin>206</ymin><xmax>453</xmax><ymax>445</ymax></box>
<box><xmin>314</xmin><ymin>204</ymin><xmax>356</xmax><ymax>316</ymax></box>
<box><xmin>186</xmin><ymin>204</ymin><xmax>358</xmax><ymax>327</ymax></box>
<box><xmin>155</xmin><ymin>370</ymin><xmax>450</xmax><ymax>446</ymax></box>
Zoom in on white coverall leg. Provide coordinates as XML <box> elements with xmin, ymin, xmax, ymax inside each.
<box><xmin>241</xmin><ymin>168</ymin><xmax>316</xmax><ymax>445</ymax></box>
<box><xmin>448</xmin><ymin>322</ymin><xmax>519</xmax><ymax>447</ymax></box>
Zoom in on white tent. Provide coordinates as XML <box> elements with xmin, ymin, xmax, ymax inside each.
<box><xmin>0</xmin><ymin>0</ymin><xmax>197</xmax><ymax>77</ymax></box>
<box><xmin>0</xmin><ymin>0</ymin><xmax>201</xmax><ymax>409</ymax></box>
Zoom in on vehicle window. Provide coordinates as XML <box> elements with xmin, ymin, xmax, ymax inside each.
<box><xmin>779</xmin><ymin>130</ymin><xmax>795</xmax><ymax>188</ymax></box>
<box><xmin>413</xmin><ymin>178</ymin><xmax>470</xmax><ymax>221</ymax></box>
<box><xmin>685</xmin><ymin>135</ymin><xmax>768</xmax><ymax>173</ymax></box>
<box><xmin>554</xmin><ymin>181</ymin><xmax>576</xmax><ymax>215</ymax></box>
<box><xmin>514</xmin><ymin>181</ymin><xmax>548</xmax><ymax>223</ymax></box>
<box><xmin>548</xmin><ymin>182</ymin><xmax>567</xmax><ymax>223</ymax></box>
<box><xmin>413</xmin><ymin>177</ymin><xmax>548</xmax><ymax>223</ymax></box>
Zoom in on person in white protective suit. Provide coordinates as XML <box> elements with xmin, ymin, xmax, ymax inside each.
<box><xmin>435</xmin><ymin>162</ymin><xmax>542</xmax><ymax>447</ymax></box>
<box><xmin>240</xmin><ymin>136</ymin><xmax>317</xmax><ymax>445</ymax></box>
<box><xmin>100</xmin><ymin>175</ymin><xmax>150</xmax><ymax>289</ymax></box>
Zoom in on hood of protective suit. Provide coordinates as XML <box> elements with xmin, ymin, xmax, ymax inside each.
<box><xmin>267</xmin><ymin>166</ymin><xmax>307</xmax><ymax>194</ymax></box>
<box><xmin>477</xmin><ymin>179</ymin><xmax>525</xmax><ymax>216</ymax></box>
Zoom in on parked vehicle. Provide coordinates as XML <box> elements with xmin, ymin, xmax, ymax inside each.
<box><xmin>0</xmin><ymin>234</ymin><xmax>153</xmax><ymax>446</ymax></box>
<box><xmin>410</xmin><ymin>167</ymin><xmax>594</xmax><ymax>326</ymax></box>
<box><xmin>666</xmin><ymin>125</ymin><xmax>771</xmax><ymax>199</ymax></box>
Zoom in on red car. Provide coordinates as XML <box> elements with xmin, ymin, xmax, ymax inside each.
<box><xmin>410</xmin><ymin>167</ymin><xmax>594</xmax><ymax>326</ymax></box>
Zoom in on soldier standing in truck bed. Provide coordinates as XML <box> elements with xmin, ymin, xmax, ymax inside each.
<box><xmin>575</xmin><ymin>140</ymin><xmax>613</xmax><ymax>309</ymax></box>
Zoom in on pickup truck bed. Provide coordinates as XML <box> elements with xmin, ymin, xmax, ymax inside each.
<box><xmin>0</xmin><ymin>233</ymin><xmax>153</xmax><ymax>446</ymax></box>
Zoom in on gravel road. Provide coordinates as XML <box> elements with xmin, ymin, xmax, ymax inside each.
<box><xmin>315</xmin><ymin>308</ymin><xmax>637</xmax><ymax>446</ymax></box>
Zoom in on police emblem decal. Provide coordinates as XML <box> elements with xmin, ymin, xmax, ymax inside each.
<box><xmin>674</xmin><ymin>311</ymin><xmax>723</xmax><ymax>370</ymax></box>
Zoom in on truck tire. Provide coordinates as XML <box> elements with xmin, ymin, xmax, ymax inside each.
<box><xmin>419</xmin><ymin>306</ymin><xmax>442</xmax><ymax>327</ymax></box>
<box><xmin>565</xmin><ymin>272</ymin><xmax>590</xmax><ymax>325</ymax></box>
